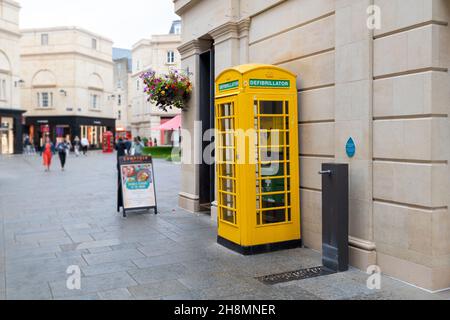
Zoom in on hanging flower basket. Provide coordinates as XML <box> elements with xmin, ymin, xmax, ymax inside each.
<box><xmin>140</xmin><ymin>69</ymin><xmax>192</xmax><ymax>112</ymax></box>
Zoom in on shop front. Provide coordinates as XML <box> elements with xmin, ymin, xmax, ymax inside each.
<box><xmin>116</xmin><ymin>128</ymin><xmax>132</xmax><ymax>141</ymax></box>
<box><xmin>0</xmin><ymin>109</ymin><xmax>25</xmax><ymax>155</ymax></box>
<box><xmin>25</xmin><ymin>116</ymin><xmax>116</xmax><ymax>150</ymax></box>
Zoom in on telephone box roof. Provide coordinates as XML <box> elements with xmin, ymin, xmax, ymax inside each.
<box><xmin>216</xmin><ymin>64</ymin><xmax>297</xmax><ymax>80</ymax></box>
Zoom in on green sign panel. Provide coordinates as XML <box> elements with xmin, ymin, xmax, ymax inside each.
<box><xmin>249</xmin><ymin>79</ymin><xmax>290</xmax><ymax>89</ymax></box>
<box><xmin>219</xmin><ymin>80</ymin><xmax>239</xmax><ymax>91</ymax></box>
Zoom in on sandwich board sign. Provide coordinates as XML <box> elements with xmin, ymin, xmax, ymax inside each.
<box><xmin>118</xmin><ymin>155</ymin><xmax>157</xmax><ymax>217</ymax></box>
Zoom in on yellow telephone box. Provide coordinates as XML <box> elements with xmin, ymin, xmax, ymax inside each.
<box><xmin>215</xmin><ymin>64</ymin><xmax>301</xmax><ymax>255</ymax></box>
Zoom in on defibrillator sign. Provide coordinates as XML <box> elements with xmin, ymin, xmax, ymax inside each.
<box><xmin>249</xmin><ymin>79</ymin><xmax>290</xmax><ymax>88</ymax></box>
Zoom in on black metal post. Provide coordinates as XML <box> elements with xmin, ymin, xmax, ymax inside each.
<box><xmin>319</xmin><ymin>163</ymin><xmax>349</xmax><ymax>273</ymax></box>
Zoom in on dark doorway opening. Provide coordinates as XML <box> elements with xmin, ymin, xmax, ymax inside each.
<box><xmin>199</xmin><ymin>47</ymin><xmax>215</xmax><ymax>210</ymax></box>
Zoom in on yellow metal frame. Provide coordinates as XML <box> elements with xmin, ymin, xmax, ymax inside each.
<box><xmin>215</xmin><ymin>64</ymin><xmax>301</xmax><ymax>249</ymax></box>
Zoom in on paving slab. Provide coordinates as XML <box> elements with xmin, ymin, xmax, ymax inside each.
<box><xmin>82</xmin><ymin>248</ymin><xmax>145</xmax><ymax>265</ymax></box>
<box><xmin>81</xmin><ymin>260</ymin><xmax>137</xmax><ymax>277</ymax></box>
<box><xmin>50</xmin><ymin>271</ymin><xmax>138</xmax><ymax>299</ymax></box>
<box><xmin>0</xmin><ymin>153</ymin><xmax>444</xmax><ymax>300</ymax></box>
<box><xmin>98</xmin><ymin>288</ymin><xmax>134</xmax><ymax>300</ymax></box>
<box><xmin>128</xmin><ymin>279</ymin><xmax>190</xmax><ymax>300</ymax></box>
<box><xmin>6</xmin><ymin>283</ymin><xmax>53</xmax><ymax>300</ymax></box>
<box><xmin>127</xmin><ymin>263</ymin><xmax>189</xmax><ymax>285</ymax></box>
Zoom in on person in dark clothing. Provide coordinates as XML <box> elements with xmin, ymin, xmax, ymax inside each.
<box><xmin>115</xmin><ymin>138</ymin><xmax>127</xmax><ymax>159</ymax></box>
<box><xmin>73</xmin><ymin>136</ymin><xmax>81</xmax><ymax>157</ymax></box>
<box><xmin>56</xmin><ymin>139</ymin><xmax>70</xmax><ymax>171</ymax></box>
<box><xmin>115</xmin><ymin>138</ymin><xmax>127</xmax><ymax>214</ymax></box>
<box><xmin>124</xmin><ymin>138</ymin><xmax>132</xmax><ymax>155</ymax></box>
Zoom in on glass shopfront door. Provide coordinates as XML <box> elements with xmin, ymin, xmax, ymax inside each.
<box><xmin>80</xmin><ymin>125</ymin><xmax>107</xmax><ymax>148</ymax></box>
<box><xmin>0</xmin><ymin>117</ymin><xmax>14</xmax><ymax>155</ymax></box>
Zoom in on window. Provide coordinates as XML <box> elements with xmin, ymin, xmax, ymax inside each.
<box><xmin>90</xmin><ymin>94</ymin><xmax>99</xmax><ymax>109</ymax></box>
<box><xmin>136</xmin><ymin>79</ymin><xmax>140</xmax><ymax>91</ymax></box>
<box><xmin>0</xmin><ymin>79</ymin><xmax>6</xmax><ymax>101</ymax></box>
<box><xmin>134</xmin><ymin>101</ymin><xmax>140</xmax><ymax>116</ymax></box>
<box><xmin>92</xmin><ymin>38</ymin><xmax>97</xmax><ymax>50</ymax></box>
<box><xmin>117</xmin><ymin>80</ymin><xmax>123</xmax><ymax>89</ymax></box>
<box><xmin>118</xmin><ymin>110</ymin><xmax>122</xmax><ymax>120</ymax></box>
<box><xmin>118</xmin><ymin>94</ymin><xmax>122</xmax><ymax>106</ymax></box>
<box><xmin>174</xmin><ymin>24</ymin><xmax>181</xmax><ymax>35</ymax></box>
<box><xmin>167</xmin><ymin>51</ymin><xmax>175</xmax><ymax>64</ymax></box>
<box><xmin>37</xmin><ymin>92</ymin><xmax>53</xmax><ymax>108</ymax></box>
<box><xmin>41</xmin><ymin>34</ymin><xmax>49</xmax><ymax>45</ymax></box>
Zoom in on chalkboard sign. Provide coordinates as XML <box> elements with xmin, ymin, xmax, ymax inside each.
<box><xmin>118</xmin><ymin>156</ymin><xmax>157</xmax><ymax>217</ymax></box>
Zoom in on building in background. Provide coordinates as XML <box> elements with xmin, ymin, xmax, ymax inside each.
<box><xmin>0</xmin><ymin>0</ymin><xmax>24</xmax><ymax>154</ymax></box>
<box><xmin>129</xmin><ymin>20</ymin><xmax>181</xmax><ymax>145</ymax></box>
<box><xmin>20</xmin><ymin>26</ymin><xmax>116</xmax><ymax>149</ymax></box>
<box><xmin>113</xmin><ymin>48</ymin><xmax>132</xmax><ymax>140</ymax></box>
<box><xmin>174</xmin><ymin>0</ymin><xmax>450</xmax><ymax>292</ymax></box>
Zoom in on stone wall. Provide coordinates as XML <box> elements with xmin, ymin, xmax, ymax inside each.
<box><xmin>20</xmin><ymin>27</ymin><xmax>115</xmax><ymax>120</ymax></box>
<box><xmin>0</xmin><ymin>0</ymin><xmax>21</xmax><ymax>111</ymax></box>
<box><xmin>175</xmin><ymin>0</ymin><xmax>450</xmax><ymax>291</ymax></box>
<box><xmin>372</xmin><ymin>0</ymin><xmax>450</xmax><ymax>291</ymax></box>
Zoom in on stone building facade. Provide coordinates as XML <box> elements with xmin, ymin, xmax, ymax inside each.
<box><xmin>129</xmin><ymin>21</ymin><xmax>182</xmax><ymax>145</ymax></box>
<box><xmin>174</xmin><ymin>0</ymin><xmax>450</xmax><ymax>292</ymax></box>
<box><xmin>20</xmin><ymin>26</ymin><xmax>116</xmax><ymax>148</ymax></box>
<box><xmin>0</xmin><ymin>0</ymin><xmax>23</xmax><ymax>154</ymax></box>
<box><xmin>113</xmin><ymin>48</ymin><xmax>132</xmax><ymax>138</ymax></box>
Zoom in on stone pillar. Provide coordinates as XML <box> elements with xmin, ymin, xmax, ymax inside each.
<box><xmin>238</xmin><ymin>19</ymin><xmax>251</xmax><ymax>65</ymax></box>
<box><xmin>210</xmin><ymin>22</ymin><xmax>241</xmax><ymax>76</ymax></box>
<box><xmin>334</xmin><ymin>0</ymin><xmax>377</xmax><ymax>270</ymax></box>
<box><xmin>208</xmin><ymin>19</ymin><xmax>252</xmax><ymax>223</ymax></box>
<box><xmin>178</xmin><ymin>39</ymin><xmax>212</xmax><ymax>213</ymax></box>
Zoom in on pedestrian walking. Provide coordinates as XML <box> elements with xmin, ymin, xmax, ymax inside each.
<box><xmin>124</xmin><ymin>138</ymin><xmax>132</xmax><ymax>155</ymax></box>
<box><xmin>30</xmin><ymin>141</ymin><xmax>36</xmax><ymax>155</ymax></box>
<box><xmin>115</xmin><ymin>138</ymin><xmax>127</xmax><ymax>159</ymax></box>
<box><xmin>115</xmin><ymin>138</ymin><xmax>127</xmax><ymax>212</ymax></box>
<box><xmin>66</xmin><ymin>139</ymin><xmax>72</xmax><ymax>157</ymax></box>
<box><xmin>24</xmin><ymin>135</ymin><xmax>32</xmax><ymax>155</ymax></box>
<box><xmin>81</xmin><ymin>137</ymin><xmax>89</xmax><ymax>156</ymax></box>
<box><xmin>42</xmin><ymin>136</ymin><xmax>55</xmax><ymax>172</ymax></box>
<box><xmin>133</xmin><ymin>136</ymin><xmax>145</xmax><ymax>156</ymax></box>
<box><xmin>56</xmin><ymin>139</ymin><xmax>70</xmax><ymax>171</ymax></box>
<box><xmin>73</xmin><ymin>136</ymin><xmax>81</xmax><ymax>157</ymax></box>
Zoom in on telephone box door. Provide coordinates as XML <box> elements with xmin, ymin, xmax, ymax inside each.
<box><xmin>250</xmin><ymin>94</ymin><xmax>301</xmax><ymax>246</ymax></box>
<box><xmin>216</xmin><ymin>96</ymin><xmax>241</xmax><ymax>245</ymax></box>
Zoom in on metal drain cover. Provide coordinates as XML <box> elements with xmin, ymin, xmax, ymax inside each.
<box><xmin>256</xmin><ymin>266</ymin><xmax>335</xmax><ymax>285</ymax></box>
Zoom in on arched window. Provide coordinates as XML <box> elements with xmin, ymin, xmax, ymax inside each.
<box><xmin>32</xmin><ymin>70</ymin><xmax>57</xmax><ymax>108</ymax></box>
<box><xmin>0</xmin><ymin>51</ymin><xmax>11</xmax><ymax>102</ymax></box>
<box><xmin>88</xmin><ymin>73</ymin><xmax>104</xmax><ymax>110</ymax></box>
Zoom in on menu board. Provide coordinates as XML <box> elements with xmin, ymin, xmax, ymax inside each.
<box><xmin>119</xmin><ymin>156</ymin><xmax>156</xmax><ymax>210</ymax></box>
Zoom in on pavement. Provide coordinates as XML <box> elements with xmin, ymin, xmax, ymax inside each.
<box><xmin>0</xmin><ymin>151</ymin><xmax>448</xmax><ymax>300</ymax></box>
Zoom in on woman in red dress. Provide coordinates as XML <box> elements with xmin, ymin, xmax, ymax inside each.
<box><xmin>42</xmin><ymin>137</ymin><xmax>55</xmax><ymax>172</ymax></box>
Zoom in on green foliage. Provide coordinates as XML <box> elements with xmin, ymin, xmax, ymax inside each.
<box><xmin>142</xmin><ymin>147</ymin><xmax>181</xmax><ymax>162</ymax></box>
